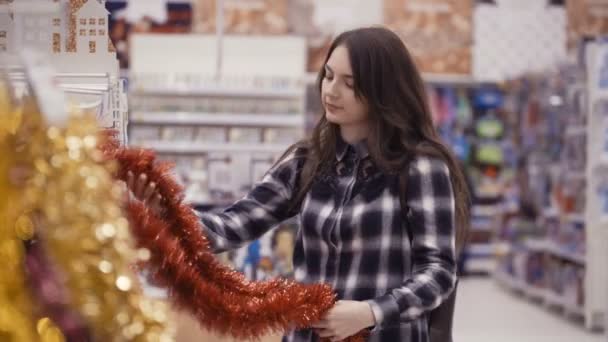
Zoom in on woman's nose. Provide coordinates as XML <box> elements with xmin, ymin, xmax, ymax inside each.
<box><xmin>325</xmin><ymin>79</ymin><xmax>339</xmax><ymax>98</ymax></box>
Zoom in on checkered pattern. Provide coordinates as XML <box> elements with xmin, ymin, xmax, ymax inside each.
<box><xmin>200</xmin><ymin>138</ymin><xmax>457</xmax><ymax>342</ymax></box>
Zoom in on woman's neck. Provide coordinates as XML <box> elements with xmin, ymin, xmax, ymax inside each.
<box><xmin>340</xmin><ymin>122</ymin><xmax>370</xmax><ymax>144</ymax></box>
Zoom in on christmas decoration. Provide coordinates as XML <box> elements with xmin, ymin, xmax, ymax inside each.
<box><xmin>103</xmin><ymin>136</ymin><xmax>368</xmax><ymax>342</ymax></box>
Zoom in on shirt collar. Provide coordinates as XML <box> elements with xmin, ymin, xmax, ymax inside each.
<box><xmin>336</xmin><ymin>134</ymin><xmax>369</xmax><ymax>162</ymax></box>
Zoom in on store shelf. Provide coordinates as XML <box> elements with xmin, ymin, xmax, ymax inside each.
<box><xmin>132</xmin><ymin>86</ymin><xmax>304</xmax><ymax>99</ymax></box>
<box><xmin>467</xmin><ymin>243</ymin><xmax>495</xmax><ymax>256</ymax></box>
<box><xmin>465</xmin><ymin>257</ymin><xmax>496</xmax><ymax>273</ymax></box>
<box><xmin>494</xmin><ymin>269</ymin><xmax>543</xmax><ymax>300</ymax></box>
<box><xmin>130</xmin><ymin>112</ymin><xmax>304</xmax><ymax>128</ymax></box>
<box><xmin>565</xmin><ymin>171</ymin><xmax>586</xmax><ymax>181</ymax></box>
<box><xmin>526</xmin><ymin>283</ymin><xmax>546</xmax><ymax>301</ymax></box>
<box><xmin>422</xmin><ymin>73</ymin><xmax>478</xmax><ymax>85</ymax></box>
<box><xmin>140</xmin><ymin>141</ymin><xmax>288</xmax><ymax>154</ymax></box>
<box><xmin>544</xmin><ymin>243</ymin><xmax>586</xmax><ymax>265</ymax></box>
<box><xmin>495</xmin><ymin>270</ymin><xmax>526</xmax><ymax>292</ymax></box>
<box><xmin>472</xmin><ymin>204</ymin><xmax>503</xmax><ymax>217</ymax></box>
<box><xmin>565</xmin><ymin>125</ymin><xmax>587</xmax><ymax>137</ymax></box>
<box><xmin>566</xmin><ymin>213</ymin><xmax>585</xmax><ymax>224</ymax></box>
<box><xmin>496</xmin><ymin>271</ymin><xmax>585</xmax><ymax>317</ymax></box>
<box><xmin>470</xmin><ymin>223</ymin><xmax>495</xmax><ymax>232</ymax></box>
<box><xmin>544</xmin><ymin>290</ymin><xmax>585</xmax><ymax>316</ymax></box>
<box><xmin>542</xmin><ymin>207</ymin><xmax>559</xmax><ymax>218</ymax></box>
<box><xmin>523</xmin><ymin>239</ymin><xmax>585</xmax><ymax>265</ymax></box>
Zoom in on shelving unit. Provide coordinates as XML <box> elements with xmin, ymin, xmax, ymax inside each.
<box><xmin>130</xmin><ymin>112</ymin><xmax>304</xmax><ymax>127</ymax></box>
<box><xmin>128</xmin><ymin>34</ymin><xmax>307</xmax><ymax>207</ymax></box>
<box><xmin>466</xmin><ymin>203</ymin><xmax>502</xmax><ymax>274</ymax></box>
<box><xmin>495</xmin><ymin>270</ymin><xmax>585</xmax><ymax>317</ymax></box>
<box><xmin>130</xmin><ymin>87</ymin><xmax>305</xmax><ymax>99</ymax></box>
<box><xmin>494</xmin><ymin>41</ymin><xmax>608</xmax><ymax>332</ymax></box>
<box><xmin>582</xmin><ymin>41</ymin><xmax>608</xmax><ymax>332</ymax></box>
<box><xmin>142</xmin><ymin>141</ymin><xmax>289</xmax><ymax>155</ymax></box>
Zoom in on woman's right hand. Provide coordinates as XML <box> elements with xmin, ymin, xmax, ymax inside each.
<box><xmin>126</xmin><ymin>171</ymin><xmax>164</xmax><ymax>214</ymax></box>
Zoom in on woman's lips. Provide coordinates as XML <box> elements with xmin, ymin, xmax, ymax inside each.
<box><xmin>326</xmin><ymin>103</ymin><xmax>342</xmax><ymax>112</ymax></box>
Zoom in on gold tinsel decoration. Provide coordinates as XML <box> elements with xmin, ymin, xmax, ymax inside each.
<box><xmin>0</xmin><ymin>85</ymin><xmax>65</xmax><ymax>342</ymax></box>
<box><xmin>16</xmin><ymin>96</ymin><xmax>173</xmax><ymax>341</ymax></box>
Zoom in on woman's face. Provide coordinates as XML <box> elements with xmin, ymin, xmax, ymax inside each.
<box><xmin>321</xmin><ymin>45</ymin><xmax>369</xmax><ymax>128</ymax></box>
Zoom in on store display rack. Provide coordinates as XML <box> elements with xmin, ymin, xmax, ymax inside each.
<box><xmin>494</xmin><ymin>41</ymin><xmax>608</xmax><ymax>331</ymax></box>
<box><xmin>128</xmin><ymin>34</ymin><xmax>307</xmax><ymax>207</ymax></box>
<box><xmin>128</xmin><ymin>73</ymin><xmax>306</xmax><ymax>206</ymax></box>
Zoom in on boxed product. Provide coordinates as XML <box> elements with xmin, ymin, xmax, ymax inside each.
<box><xmin>229</xmin><ymin>128</ymin><xmax>261</xmax><ymax>143</ymax></box>
<box><xmin>264</xmin><ymin>128</ymin><xmax>301</xmax><ymax>144</ymax></box>
<box><xmin>160</xmin><ymin>126</ymin><xmax>196</xmax><ymax>142</ymax></box>
<box><xmin>129</xmin><ymin>126</ymin><xmax>160</xmax><ymax>144</ymax></box>
<box><xmin>195</xmin><ymin>127</ymin><xmax>227</xmax><ymax>143</ymax></box>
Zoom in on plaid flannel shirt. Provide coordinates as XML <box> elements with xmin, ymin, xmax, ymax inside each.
<box><xmin>199</xmin><ymin>137</ymin><xmax>457</xmax><ymax>342</ymax></box>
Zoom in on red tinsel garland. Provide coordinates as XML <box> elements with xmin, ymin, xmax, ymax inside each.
<box><xmin>101</xmin><ymin>137</ymin><xmax>368</xmax><ymax>342</ymax></box>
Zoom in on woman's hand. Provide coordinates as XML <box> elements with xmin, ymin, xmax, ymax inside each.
<box><xmin>126</xmin><ymin>171</ymin><xmax>164</xmax><ymax>214</ymax></box>
<box><xmin>311</xmin><ymin>300</ymin><xmax>375</xmax><ymax>341</ymax></box>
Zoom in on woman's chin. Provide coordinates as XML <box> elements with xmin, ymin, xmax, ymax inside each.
<box><xmin>325</xmin><ymin>111</ymin><xmax>343</xmax><ymax>124</ymax></box>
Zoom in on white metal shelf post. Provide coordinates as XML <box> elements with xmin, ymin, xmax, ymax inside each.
<box><xmin>584</xmin><ymin>41</ymin><xmax>608</xmax><ymax>332</ymax></box>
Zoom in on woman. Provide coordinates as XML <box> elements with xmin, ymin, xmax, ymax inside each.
<box><xmin>130</xmin><ymin>27</ymin><xmax>470</xmax><ymax>342</ymax></box>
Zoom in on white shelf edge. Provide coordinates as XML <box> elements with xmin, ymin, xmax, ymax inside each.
<box><xmin>472</xmin><ymin>204</ymin><xmax>503</xmax><ymax>216</ymax></box>
<box><xmin>130</xmin><ymin>112</ymin><xmax>304</xmax><ymax>127</ymax></box>
<box><xmin>565</xmin><ymin>171</ymin><xmax>586</xmax><ymax>180</ymax></box>
<box><xmin>545</xmin><ymin>242</ymin><xmax>586</xmax><ymax>265</ymax></box>
<box><xmin>544</xmin><ymin>290</ymin><xmax>585</xmax><ymax>316</ymax></box>
<box><xmin>565</xmin><ymin>125</ymin><xmax>587</xmax><ymax>136</ymax></box>
<box><xmin>131</xmin><ymin>87</ymin><xmax>305</xmax><ymax>99</ymax></box>
<box><xmin>566</xmin><ymin>213</ymin><xmax>585</xmax><ymax>223</ymax></box>
<box><xmin>138</xmin><ymin>141</ymin><xmax>288</xmax><ymax>154</ymax></box>
<box><xmin>466</xmin><ymin>243</ymin><xmax>495</xmax><ymax>256</ymax></box>
<box><xmin>470</xmin><ymin>224</ymin><xmax>495</xmax><ymax>232</ymax></box>
<box><xmin>542</xmin><ymin>207</ymin><xmax>559</xmax><ymax>218</ymax></box>
<box><xmin>523</xmin><ymin>239</ymin><xmax>585</xmax><ymax>265</ymax></box>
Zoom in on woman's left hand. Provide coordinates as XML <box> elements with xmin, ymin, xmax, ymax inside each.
<box><xmin>311</xmin><ymin>300</ymin><xmax>375</xmax><ymax>341</ymax></box>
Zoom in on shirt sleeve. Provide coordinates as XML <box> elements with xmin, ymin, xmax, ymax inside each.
<box><xmin>199</xmin><ymin>147</ymin><xmax>306</xmax><ymax>253</ymax></box>
<box><xmin>366</xmin><ymin>156</ymin><xmax>457</xmax><ymax>325</ymax></box>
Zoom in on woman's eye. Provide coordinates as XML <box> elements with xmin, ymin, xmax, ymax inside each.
<box><xmin>345</xmin><ymin>82</ymin><xmax>354</xmax><ymax>89</ymax></box>
<box><xmin>325</xmin><ymin>74</ymin><xmax>333</xmax><ymax>81</ymax></box>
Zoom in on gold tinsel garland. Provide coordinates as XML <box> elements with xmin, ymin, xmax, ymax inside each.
<box><xmin>0</xmin><ymin>87</ymin><xmax>65</xmax><ymax>342</ymax></box>
<box><xmin>15</xmin><ymin>97</ymin><xmax>173</xmax><ymax>341</ymax></box>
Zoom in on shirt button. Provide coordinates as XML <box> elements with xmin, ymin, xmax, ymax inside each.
<box><xmin>336</xmin><ymin>162</ymin><xmax>346</xmax><ymax>176</ymax></box>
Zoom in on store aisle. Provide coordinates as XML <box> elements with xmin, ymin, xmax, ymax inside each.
<box><xmin>455</xmin><ymin>277</ymin><xmax>602</xmax><ymax>342</ymax></box>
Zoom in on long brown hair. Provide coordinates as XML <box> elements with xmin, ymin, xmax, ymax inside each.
<box><xmin>283</xmin><ymin>27</ymin><xmax>470</xmax><ymax>253</ymax></box>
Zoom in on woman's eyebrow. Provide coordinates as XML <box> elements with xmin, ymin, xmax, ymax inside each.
<box><xmin>325</xmin><ymin>65</ymin><xmax>353</xmax><ymax>79</ymax></box>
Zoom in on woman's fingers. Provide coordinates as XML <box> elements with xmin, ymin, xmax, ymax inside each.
<box><xmin>127</xmin><ymin>171</ymin><xmax>135</xmax><ymax>193</ymax></box>
<box><xmin>125</xmin><ymin>172</ymin><xmax>164</xmax><ymax>214</ymax></box>
<box><xmin>142</xmin><ymin>182</ymin><xmax>156</xmax><ymax>202</ymax></box>
<box><xmin>149</xmin><ymin>193</ymin><xmax>163</xmax><ymax>214</ymax></box>
<box><xmin>134</xmin><ymin>173</ymin><xmax>148</xmax><ymax>199</ymax></box>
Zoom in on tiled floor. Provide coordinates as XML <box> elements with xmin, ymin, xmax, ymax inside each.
<box><xmin>174</xmin><ymin>277</ymin><xmax>605</xmax><ymax>342</ymax></box>
<box><xmin>454</xmin><ymin>277</ymin><xmax>603</xmax><ymax>342</ymax></box>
